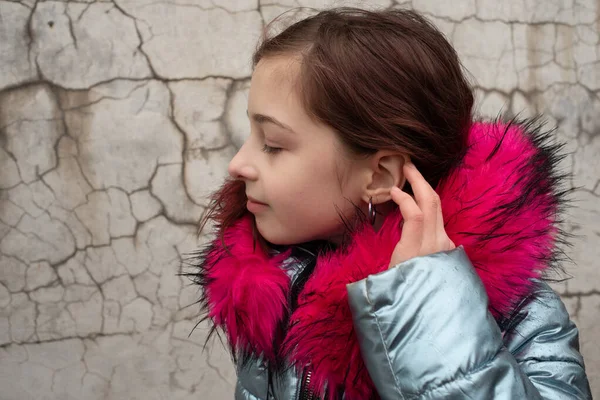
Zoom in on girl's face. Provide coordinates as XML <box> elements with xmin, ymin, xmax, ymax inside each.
<box><xmin>228</xmin><ymin>56</ymin><xmax>367</xmax><ymax>245</ymax></box>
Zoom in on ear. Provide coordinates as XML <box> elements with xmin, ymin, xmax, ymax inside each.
<box><xmin>362</xmin><ymin>151</ymin><xmax>410</xmax><ymax>204</ymax></box>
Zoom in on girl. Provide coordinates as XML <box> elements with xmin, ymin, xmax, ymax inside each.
<box><xmin>188</xmin><ymin>7</ymin><xmax>592</xmax><ymax>400</ymax></box>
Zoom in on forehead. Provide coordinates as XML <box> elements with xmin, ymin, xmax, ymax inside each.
<box><xmin>248</xmin><ymin>56</ymin><xmax>338</xmax><ymax>140</ymax></box>
<box><xmin>249</xmin><ymin>58</ymin><xmax>362</xmax><ymax>183</ymax></box>
<box><xmin>248</xmin><ymin>57</ymin><xmax>303</xmax><ymax>111</ymax></box>
<box><xmin>251</xmin><ymin>56</ymin><xmax>351</xmax><ymax>146</ymax></box>
<box><xmin>254</xmin><ymin>56</ymin><xmax>300</xmax><ymax>84</ymax></box>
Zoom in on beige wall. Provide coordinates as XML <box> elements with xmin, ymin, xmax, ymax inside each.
<box><xmin>0</xmin><ymin>0</ymin><xmax>598</xmax><ymax>398</ymax></box>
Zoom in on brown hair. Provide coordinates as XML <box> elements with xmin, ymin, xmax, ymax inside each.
<box><xmin>200</xmin><ymin>7</ymin><xmax>474</xmax><ymax>243</ymax></box>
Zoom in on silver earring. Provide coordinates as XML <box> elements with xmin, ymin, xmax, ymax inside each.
<box><xmin>368</xmin><ymin>197</ymin><xmax>377</xmax><ymax>225</ymax></box>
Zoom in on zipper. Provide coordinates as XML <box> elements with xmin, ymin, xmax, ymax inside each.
<box><xmin>292</xmin><ymin>246</ymin><xmax>322</xmax><ymax>400</ymax></box>
<box><xmin>284</xmin><ymin>245</ymin><xmax>315</xmax><ymax>292</ymax></box>
<box><xmin>288</xmin><ymin>246</ymin><xmax>318</xmax><ymax>313</ymax></box>
<box><xmin>299</xmin><ymin>369</ymin><xmax>318</xmax><ymax>400</ymax></box>
<box><xmin>289</xmin><ymin>256</ymin><xmax>312</xmax><ymax>291</ymax></box>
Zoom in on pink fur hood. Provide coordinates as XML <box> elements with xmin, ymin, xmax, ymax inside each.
<box><xmin>188</xmin><ymin>118</ymin><xmax>567</xmax><ymax>398</ymax></box>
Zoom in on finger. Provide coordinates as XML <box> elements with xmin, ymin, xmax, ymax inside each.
<box><xmin>447</xmin><ymin>238</ymin><xmax>456</xmax><ymax>250</ymax></box>
<box><xmin>435</xmin><ymin>199</ymin><xmax>456</xmax><ymax>251</ymax></box>
<box><xmin>391</xmin><ymin>187</ymin><xmax>424</xmax><ymax>259</ymax></box>
<box><xmin>403</xmin><ymin>162</ymin><xmax>437</xmax><ymax>208</ymax></box>
<box><xmin>403</xmin><ymin>163</ymin><xmax>439</xmax><ymax>250</ymax></box>
<box><xmin>435</xmin><ymin>189</ymin><xmax>447</xmax><ymax>238</ymax></box>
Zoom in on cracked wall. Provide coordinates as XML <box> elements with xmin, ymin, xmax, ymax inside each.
<box><xmin>0</xmin><ymin>0</ymin><xmax>598</xmax><ymax>399</ymax></box>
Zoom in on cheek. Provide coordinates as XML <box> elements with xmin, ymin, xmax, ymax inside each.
<box><xmin>283</xmin><ymin>150</ymin><xmax>360</xmax><ymax>214</ymax></box>
<box><xmin>271</xmin><ymin>168</ymin><xmax>353</xmax><ymax>239</ymax></box>
<box><xmin>257</xmin><ymin>140</ymin><xmax>361</xmax><ymax>243</ymax></box>
<box><xmin>278</xmin><ymin>159</ymin><xmax>339</xmax><ymax>210</ymax></box>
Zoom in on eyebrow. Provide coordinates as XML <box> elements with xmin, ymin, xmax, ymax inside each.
<box><xmin>247</xmin><ymin>110</ymin><xmax>296</xmax><ymax>134</ymax></box>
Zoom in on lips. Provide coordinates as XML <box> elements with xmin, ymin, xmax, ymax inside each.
<box><xmin>246</xmin><ymin>195</ymin><xmax>267</xmax><ymax>205</ymax></box>
<box><xmin>246</xmin><ymin>196</ymin><xmax>268</xmax><ymax>213</ymax></box>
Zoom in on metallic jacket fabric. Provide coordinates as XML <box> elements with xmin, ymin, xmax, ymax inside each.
<box><xmin>234</xmin><ymin>248</ymin><xmax>591</xmax><ymax>399</ymax></box>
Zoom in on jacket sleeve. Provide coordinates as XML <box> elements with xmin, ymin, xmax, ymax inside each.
<box><xmin>346</xmin><ymin>246</ymin><xmax>591</xmax><ymax>399</ymax></box>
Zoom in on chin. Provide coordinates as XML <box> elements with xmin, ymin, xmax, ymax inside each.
<box><xmin>256</xmin><ymin>225</ymin><xmax>301</xmax><ymax>246</ymax></box>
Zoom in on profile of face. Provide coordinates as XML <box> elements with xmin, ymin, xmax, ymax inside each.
<box><xmin>228</xmin><ymin>56</ymin><xmax>405</xmax><ymax>245</ymax></box>
<box><xmin>228</xmin><ymin>57</ymin><xmax>367</xmax><ymax>245</ymax></box>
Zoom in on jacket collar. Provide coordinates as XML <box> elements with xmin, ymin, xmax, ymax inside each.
<box><xmin>191</xmin><ymin>118</ymin><xmax>566</xmax><ymax>399</ymax></box>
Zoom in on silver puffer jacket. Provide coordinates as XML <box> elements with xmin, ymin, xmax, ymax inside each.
<box><xmin>191</xmin><ymin>119</ymin><xmax>592</xmax><ymax>399</ymax></box>
<box><xmin>234</xmin><ymin>247</ymin><xmax>591</xmax><ymax>399</ymax></box>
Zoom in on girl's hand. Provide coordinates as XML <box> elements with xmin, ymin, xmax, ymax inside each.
<box><xmin>388</xmin><ymin>163</ymin><xmax>455</xmax><ymax>268</ymax></box>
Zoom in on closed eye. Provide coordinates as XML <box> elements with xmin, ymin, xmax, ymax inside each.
<box><xmin>262</xmin><ymin>144</ymin><xmax>282</xmax><ymax>154</ymax></box>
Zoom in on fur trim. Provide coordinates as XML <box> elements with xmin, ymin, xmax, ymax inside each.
<box><xmin>187</xmin><ymin>217</ymin><xmax>291</xmax><ymax>362</ymax></box>
<box><xmin>186</xmin><ymin>118</ymin><xmax>569</xmax><ymax>399</ymax></box>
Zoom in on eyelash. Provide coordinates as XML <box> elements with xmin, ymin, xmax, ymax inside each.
<box><xmin>262</xmin><ymin>144</ymin><xmax>282</xmax><ymax>154</ymax></box>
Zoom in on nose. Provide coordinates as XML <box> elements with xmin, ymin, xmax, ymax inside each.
<box><xmin>228</xmin><ymin>142</ymin><xmax>258</xmax><ymax>181</ymax></box>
